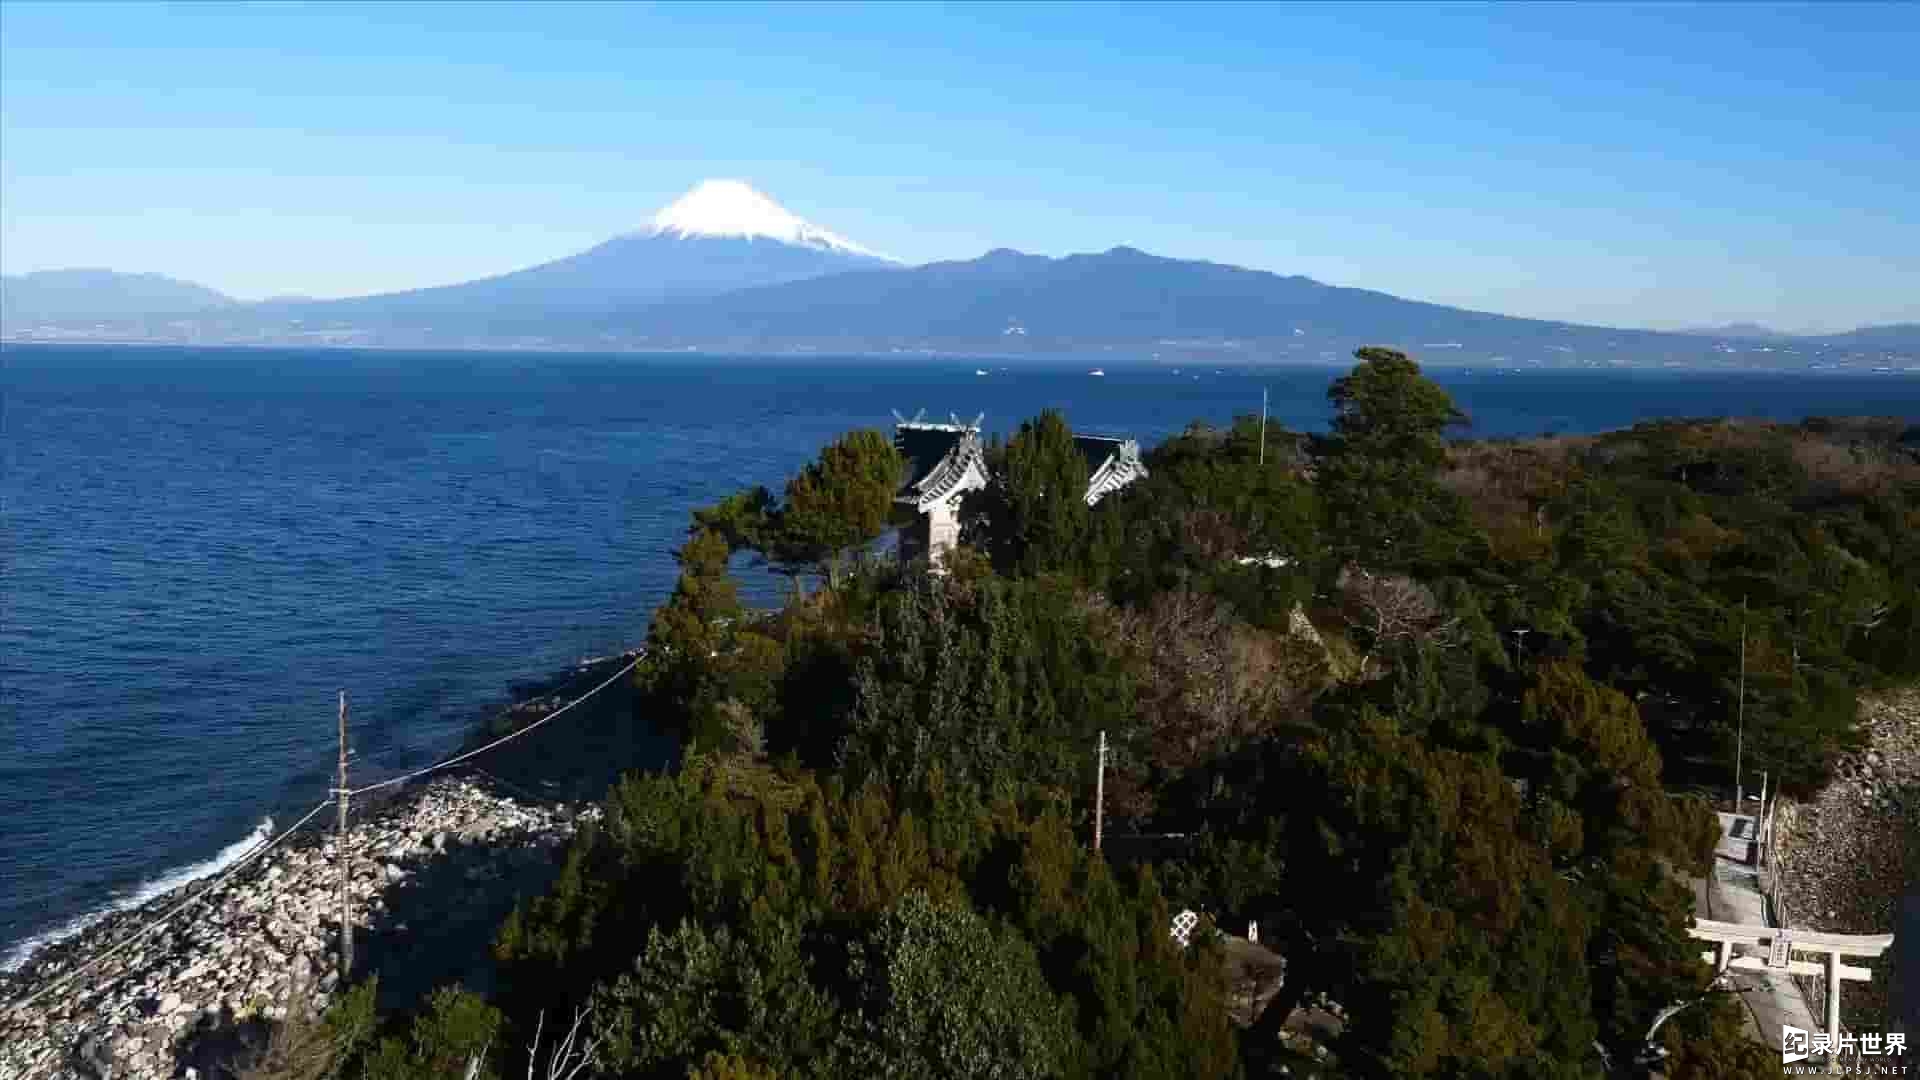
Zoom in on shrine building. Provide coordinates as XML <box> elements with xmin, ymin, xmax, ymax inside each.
<box><xmin>892</xmin><ymin>412</ymin><xmax>1147</xmax><ymax>565</ymax></box>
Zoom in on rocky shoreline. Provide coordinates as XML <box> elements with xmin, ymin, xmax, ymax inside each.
<box><xmin>0</xmin><ymin>777</ymin><xmax>590</xmax><ymax>1079</ymax></box>
<box><xmin>0</xmin><ymin>653</ymin><xmax>641</xmax><ymax>1080</ymax></box>
<box><xmin>1771</xmin><ymin>687</ymin><xmax>1919</xmax><ymax>1035</ymax></box>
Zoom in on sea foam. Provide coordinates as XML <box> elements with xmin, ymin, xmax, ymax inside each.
<box><xmin>0</xmin><ymin>817</ymin><xmax>274</xmax><ymax>973</ymax></box>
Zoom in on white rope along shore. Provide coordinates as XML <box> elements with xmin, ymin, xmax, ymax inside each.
<box><xmin>6</xmin><ymin>798</ymin><xmax>333</xmax><ymax>1013</ymax></box>
<box><xmin>4</xmin><ymin>650</ymin><xmax>642</xmax><ymax>1016</ymax></box>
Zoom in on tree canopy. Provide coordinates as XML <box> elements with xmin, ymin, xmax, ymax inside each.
<box><xmin>967</xmin><ymin>408</ymin><xmax>1096</xmax><ymax>577</ymax></box>
<box><xmin>264</xmin><ymin>349</ymin><xmax>1918</xmax><ymax>1080</ymax></box>
<box><xmin>774</xmin><ymin>427</ymin><xmax>903</xmax><ymax>587</ymax></box>
<box><xmin>1317</xmin><ymin>347</ymin><xmax>1473</xmax><ymax>569</ymax></box>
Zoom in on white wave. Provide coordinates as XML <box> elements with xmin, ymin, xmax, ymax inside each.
<box><xmin>1</xmin><ymin>817</ymin><xmax>274</xmax><ymax>973</ymax></box>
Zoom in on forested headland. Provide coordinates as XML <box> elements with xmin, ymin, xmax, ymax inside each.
<box><xmin>251</xmin><ymin>350</ymin><xmax>1919</xmax><ymax>1080</ymax></box>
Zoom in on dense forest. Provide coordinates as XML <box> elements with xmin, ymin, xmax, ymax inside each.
<box><xmin>251</xmin><ymin>350</ymin><xmax>1919</xmax><ymax>1079</ymax></box>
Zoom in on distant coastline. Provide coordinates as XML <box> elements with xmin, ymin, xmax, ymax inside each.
<box><xmin>4</xmin><ymin>337</ymin><xmax>1918</xmax><ymax>375</ymax></box>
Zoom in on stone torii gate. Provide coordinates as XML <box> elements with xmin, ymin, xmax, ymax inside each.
<box><xmin>1690</xmin><ymin>917</ymin><xmax>1895</xmax><ymax>1057</ymax></box>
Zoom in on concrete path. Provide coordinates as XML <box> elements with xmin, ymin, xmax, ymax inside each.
<box><xmin>1702</xmin><ymin>812</ymin><xmax>1820</xmax><ymax>1052</ymax></box>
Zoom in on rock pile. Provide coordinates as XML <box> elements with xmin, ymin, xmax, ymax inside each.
<box><xmin>0</xmin><ymin>779</ymin><xmax>589</xmax><ymax>1080</ymax></box>
<box><xmin>1772</xmin><ymin>688</ymin><xmax>1919</xmax><ymax>1034</ymax></box>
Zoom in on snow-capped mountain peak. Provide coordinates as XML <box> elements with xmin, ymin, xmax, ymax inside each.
<box><xmin>648</xmin><ymin>179</ymin><xmax>890</xmax><ymax>260</ymax></box>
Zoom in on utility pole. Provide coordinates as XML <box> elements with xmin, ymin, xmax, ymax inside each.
<box><xmin>1094</xmin><ymin>730</ymin><xmax>1107</xmax><ymax>852</ymax></box>
<box><xmin>336</xmin><ymin>690</ymin><xmax>353</xmax><ymax>977</ymax></box>
<box><xmin>1735</xmin><ymin>598</ymin><xmax>1747</xmax><ymax>812</ymax></box>
<box><xmin>1790</xmin><ymin>608</ymin><xmax>1801</xmax><ymax>682</ymax></box>
<box><xmin>1258</xmin><ymin>387</ymin><xmax>1268</xmax><ymax>467</ymax></box>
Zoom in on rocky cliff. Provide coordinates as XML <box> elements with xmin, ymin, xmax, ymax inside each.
<box><xmin>1771</xmin><ymin>688</ymin><xmax>1919</xmax><ymax>1035</ymax></box>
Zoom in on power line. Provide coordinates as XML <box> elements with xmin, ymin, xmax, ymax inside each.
<box><xmin>1094</xmin><ymin>730</ymin><xmax>1107</xmax><ymax>852</ymax></box>
<box><xmin>337</xmin><ymin>689</ymin><xmax>354</xmax><ymax>979</ymax></box>
<box><xmin>1736</xmin><ymin>596</ymin><xmax>1748</xmax><ymax>809</ymax></box>
<box><xmin>346</xmin><ymin>654</ymin><xmax>641</xmax><ymax>798</ymax></box>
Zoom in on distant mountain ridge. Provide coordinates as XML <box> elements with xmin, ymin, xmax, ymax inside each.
<box><xmin>3</xmin><ymin>181</ymin><xmax>895</xmax><ymax>331</ymax></box>
<box><xmin>3</xmin><ymin>182</ymin><xmax>1915</xmax><ymax>366</ymax></box>
<box><xmin>1677</xmin><ymin>322</ymin><xmax>1795</xmax><ymax>340</ymax></box>
<box><xmin>597</xmin><ymin>247</ymin><xmax>1919</xmax><ymax>357</ymax></box>
<box><xmin>248</xmin><ymin>180</ymin><xmax>895</xmax><ymax>327</ymax></box>
<box><xmin>252</xmin><ymin>234</ymin><xmax>889</xmax><ymax>327</ymax></box>
<box><xmin>1</xmin><ymin>270</ymin><xmax>235</xmax><ymax>321</ymax></box>
<box><xmin>1814</xmin><ymin>323</ymin><xmax>1920</xmax><ymax>347</ymax></box>
<box><xmin>607</xmin><ymin>245</ymin><xmax>1680</xmax><ymax>351</ymax></box>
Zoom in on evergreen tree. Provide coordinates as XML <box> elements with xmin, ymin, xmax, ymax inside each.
<box><xmin>637</xmin><ymin>527</ymin><xmax>745</xmax><ymax>729</ymax></box>
<box><xmin>1317</xmin><ymin>347</ymin><xmax>1470</xmax><ymax>569</ymax></box>
<box><xmin>772</xmin><ymin>428</ymin><xmax>903</xmax><ymax>589</ymax></box>
<box><xmin>971</xmin><ymin>409</ymin><xmax>1095</xmax><ymax>577</ymax></box>
<box><xmin>838</xmin><ymin>891</ymin><xmax>1074</xmax><ymax>1080</ymax></box>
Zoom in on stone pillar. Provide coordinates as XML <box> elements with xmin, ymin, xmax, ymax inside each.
<box><xmin>925</xmin><ymin>500</ymin><xmax>961</xmax><ymax>569</ymax></box>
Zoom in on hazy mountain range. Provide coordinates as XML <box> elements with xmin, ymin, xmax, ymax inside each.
<box><xmin>1</xmin><ymin>269</ymin><xmax>237</xmax><ymax>321</ymax></box>
<box><xmin>1676</xmin><ymin>322</ymin><xmax>1798</xmax><ymax>340</ymax></box>
<box><xmin>5</xmin><ymin>181</ymin><xmax>1915</xmax><ymax>367</ymax></box>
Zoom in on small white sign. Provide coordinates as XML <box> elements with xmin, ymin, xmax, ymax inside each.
<box><xmin>1170</xmin><ymin>909</ymin><xmax>1199</xmax><ymax>947</ymax></box>
<box><xmin>1768</xmin><ymin>931</ymin><xmax>1791</xmax><ymax>970</ymax></box>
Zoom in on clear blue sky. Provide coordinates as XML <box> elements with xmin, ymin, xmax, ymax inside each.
<box><xmin>3</xmin><ymin>1</ymin><xmax>1915</xmax><ymax>330</ymax></box>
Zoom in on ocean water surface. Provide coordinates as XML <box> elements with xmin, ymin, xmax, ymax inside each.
<box><xmin>3</xmin><ymin>344</ymin><xmax>1916</xmax><ymax>966</ymax></box>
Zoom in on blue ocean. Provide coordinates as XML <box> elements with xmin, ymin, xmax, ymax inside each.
<box><xmin>2</xmin><ymin>343</ymin><xmax>1916</xmax><ymax>966</ymax></box>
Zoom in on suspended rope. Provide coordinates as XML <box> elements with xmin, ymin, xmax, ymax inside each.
<box><xmin>6</xmin><ymin>651</ymin><xmax>642</xmax><ymax>1016</ymax></box>
<box><xmin>6</xmin><ymin>798</ymin><xmax>333</xmax><ymax>1012</ymax></box>
<box><xmin>347</xmin><ymin>654</ymin><xmax>641</xmax><ymax>797</ymax></box>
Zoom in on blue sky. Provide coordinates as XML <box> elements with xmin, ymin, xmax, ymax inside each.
<box><xmin>2</xmin><ymin>2</ymin><xmax>1915</xmax><ymax>330</ymax></box>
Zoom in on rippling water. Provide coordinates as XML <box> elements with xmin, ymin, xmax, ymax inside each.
<box><xmin>2</xmin><ymin>343</ymin><xmax>1914</xmax><ymax>965</ymax></box>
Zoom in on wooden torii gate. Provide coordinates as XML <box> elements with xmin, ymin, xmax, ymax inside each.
<box><xmin>1690</xmin><ymin>918</ymin><xmax>1895</xmax><ymax>1057</ymax></box>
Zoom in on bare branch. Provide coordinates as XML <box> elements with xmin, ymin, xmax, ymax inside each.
<box><xmin>1335</xmin><ymin>564</ymin><xmax>1457</xmax><ymax>675</ymax></box>
<box><xmin>464</xmin><ymin>1039</ymin><xmax>490</xmax><ymax>1080</ymax></box>
<box><xmin>521</xmin><ymin>1004</ymin><xmax>600</xmax><ymax>1080</ymax></box>
<box><xmin>526</xmin><ymin>1010</ymin><xmax>546</xmax><ymax>1080</ymax></box>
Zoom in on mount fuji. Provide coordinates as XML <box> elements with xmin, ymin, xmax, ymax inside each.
<box><xmin>647</xmin><ymin>178</ymin><xmax>886</xmax><ymax>259</ymax></box>
<box><xmin>12</xmin><ymin>180</ymin><xmax>1914</xmax><ymax>366</ymax></box>
<box><xmin>251</xmin><ymin>180</ymin><xmax>895</xmax><ymax>328</ymax></box>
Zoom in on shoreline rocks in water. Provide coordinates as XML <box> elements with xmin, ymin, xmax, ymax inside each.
<box><xmin>1772</xmin><ymin>688</ymin><xmax>1919</xmax><ymax>1036</ymax></box>
<box><xmin>0</xmin><ymin>777</ymin><xmax>592</xmax><ymax>1080</ymax></box>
